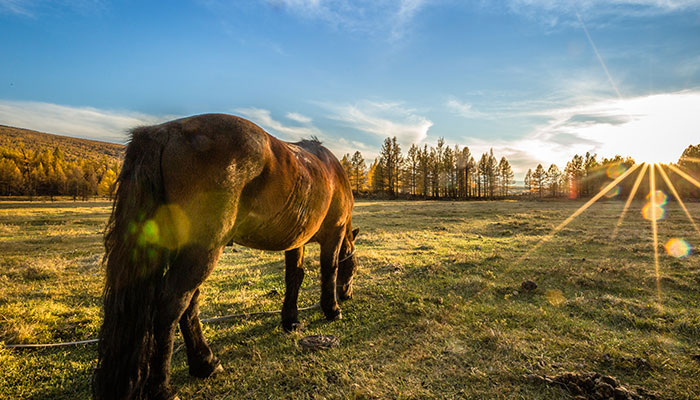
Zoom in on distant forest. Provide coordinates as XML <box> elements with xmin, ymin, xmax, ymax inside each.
<box><xmin>0</xmin><ymin>125</ymin><xmax>698</xmax><ymax>201</ymax></box>
<box><xmin>339</xmin><ymin>136</ymin><xmax>700</xmax><ymax>200</ymax></box>
<box><xmin>0</xmin><ymin>126</ymin><xmax>123</xmax><ymax>199</ymax></box>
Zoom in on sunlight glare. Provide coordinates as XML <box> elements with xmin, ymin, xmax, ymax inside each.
<box><xmin>604</xmin><ymin>185</ymin><xmax>621</xmax><ymax>198</ymax></box>
<box><xmin>649</xmin><ymin>164</ymin><xmax>661</xmax><ymax>299</ymax></box>
<box><xmin>657</xmin><ymin>165</ymin><xmax>700</xmax><ymax>237</ymax></box>
<box><xmin>665</xmin><ymin>238</ymin><xmax>691</xmax><ymax>259</ymax></box>
<box><xmin>668</xmin><ymin>164</ymin><xmax>700</xmax><ymax>190</ymax></box>
<box><xmin>642</xmin><ymin>204</ymin><xmax>666</xmax><ymax>221</ymax></box>
<box><xmin>606</xmin><ymin>163</ymin><xmax>628</xmax><ymax>179</ymax></box>
<box><xmin>611</xmin><ymin>163</ymin><xmax>648</xmax><ymax>239</ymax></box>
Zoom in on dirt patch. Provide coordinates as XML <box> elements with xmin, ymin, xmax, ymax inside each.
<box><xmin>528</xmin><ymin>371</ymin><xmax>659</xmax><ymax>400</ymax></box>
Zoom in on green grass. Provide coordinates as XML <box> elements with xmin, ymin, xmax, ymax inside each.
<box><xmin>1</xmin><ymin>199</ymin><xmax>699</xmax><ymax>399</ymax></box>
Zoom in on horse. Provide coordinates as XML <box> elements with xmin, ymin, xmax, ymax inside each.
<box><xmin>92</xmin><ymin>114</ymin><xmax>359</xmax><ymax>400</ymax></box>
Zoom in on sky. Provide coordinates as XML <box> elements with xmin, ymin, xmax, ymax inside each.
<box><xmin>1</xmin><ymin>0</ymin><xmax>699</xmax><ymax>178</ymax></box>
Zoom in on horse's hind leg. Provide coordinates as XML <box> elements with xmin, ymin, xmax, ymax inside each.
<box><xmin>282</xmin><ymin>246</ymin><xmax>305</xmax><ymax>332</ymax></box>
<box><xmin>147</xmin><ymin>245</ymin><xmax>223</xmax><ymax>400</ymax></box>
<box><xmin>179</xmin><ymin>288</ymin><xmax>222</xmax><ymax>378</ymax></box>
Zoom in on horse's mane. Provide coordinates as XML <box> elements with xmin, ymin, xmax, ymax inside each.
<box><xmin>295</xmin><ymin>137</ymin><xmax>328</xmax><ymax>157</ymax></box>
<box><xmin>297</xmin><ymin>136</ymin><xmax>323</xmax><ymax>148</ymax></box>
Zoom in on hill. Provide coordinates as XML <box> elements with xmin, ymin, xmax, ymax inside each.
<box><xmin>0</xmin><ymin>125</ymin><xmax>124</xmax><ymax>164</ymax></box>
<box><xmin>0</xmin><ymin>125</ymin><xmax>124</xmax><ymax>198</ymax></box>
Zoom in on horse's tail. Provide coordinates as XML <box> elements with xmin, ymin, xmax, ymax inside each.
<box><xmin>93</xmin><ymin>127</ymin><xmax>170</xmax><ymax>400</ymax></box>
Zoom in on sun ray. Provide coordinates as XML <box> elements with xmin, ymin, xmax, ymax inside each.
<box><xmin>649</xmin><ymin>164</ymin><xmax>661</xmax><ymax>300</ymax></box>
<box><xmin>679</xmin><ymin>156</ymin><xmax>700</xmax><ymax>164</ymax></box>
<box><xmin>657</xmin><ymin>164</ymin><xmax>700</xmax><ymax>237</ymax></box>
<box><xmin>667</xmin><ymin>164</ymin><xmax>700</xmax><ymax>190</ymax></box>
<box><xmin>534</xmin><ymin>162</ymin><xmax>641</xmax><ymax>250</ymax></box>
<box><xmin>465</xmin><ymin>162</ymin><xmax>642</xmax><ymax>305</ymax></box>
<box><xmin>611</xmin><ymin>163</ymin><xmax>648</xmax><ymax>240</ymax></box>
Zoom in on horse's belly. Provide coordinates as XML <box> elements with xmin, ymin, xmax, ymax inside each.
<box><xmin>229</xmin><ymin>209</ymin><xmax>322</xmax><ymax>251</ymax></box>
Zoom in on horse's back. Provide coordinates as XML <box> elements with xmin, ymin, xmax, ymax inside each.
<box><xmin>141</xmin><ymin>113</ymin><xmax>351</xmax><ymax>251</ymax></box>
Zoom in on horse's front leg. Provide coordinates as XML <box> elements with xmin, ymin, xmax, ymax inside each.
<box><xmin>282</xmin><ymin>246</ymin><xmax>305</xmax><ymax>332</ymax></box>
<box><xmin>320</xmin><ymin>235</ymin><xmax>342</xmax><ymax>321</ymax></box>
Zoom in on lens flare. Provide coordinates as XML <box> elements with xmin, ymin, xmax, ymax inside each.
<box><xmin>604</xmin><ymin>184</ymin><xmax>621</xmax><ymax>198</ymax></box>
<box><xmin>646</xmin><ymin>190</ymin><xmax>668</xmax><ymax>206</ymax></box>
<box><xmin>611</xmin><ymin>163</ymin><xmax>648</xmax><ymax>240</ymax></box>
<box><xmin>665</xmin><ymin>238</ymin><xmax>691</xmax><ymax>258</ymax></box>
<box><xmin>642</xmin><ymin>204</ymin><xmax>666</xmax><ymax>221</ymax></box>
<box><xmin>607</xmin><ymin>163</ymin><xmax>628</xmax><ymax>179</ymax></box>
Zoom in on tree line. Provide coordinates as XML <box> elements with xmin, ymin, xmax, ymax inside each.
<box><xmin>2</xmin><ymin>136</ymin><xmax>698</xmax><ymax>201</ymax></box>
<box><xmin>0</xmin><ymin>144</ymin><xmax>119</xmax><ymax>200</ymax></box>
<box><xmin>340</xmin><ymin>137</ymin><xmax>516</xmax><ymax>199</ymax></box>
<box><xmin>340</xmin><ymin>137</ymin><xmax>700</xmax><ymax>200</ymax></box>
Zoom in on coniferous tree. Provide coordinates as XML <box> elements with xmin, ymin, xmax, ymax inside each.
<box><xmin>487</xmin><ymin>149</ymin><xmax>498</xmax><ymax>198</ymax></box>
<box><xmin>406</xmin><ymin>145</ymin><xmax>419</xmax><ymax>196</ymax></box>
<box><xmin>532</xmin><ymin>164</ymin><xmax>547</xmax><ymax>198</ymax></box>
<box><xmin>467</xmin><ymin>156</ymin><xmax>476</xmax><ymax>198</ymax></box>
<box><xmin>524</xmin><ymin>168</ymin><xmax>533</xmax><ymax>194</ymax></box>
<box><xmin>350</xmin><ymin>151</ymin><xmax>367</xmax><ymax>194</ymax></box>
<box><xmin>340</xmin><ymin>154</ymin><xmax>353</xmax><ymax>182</ymax></box>
<box><xmin>498</xmin><ymin>157</ymin><xmax>515</xmax><ymax>196</ymax></box>
<box><xmin>418</xmin><ymin>145</ymin><xmax>430</xmax><ymax>197</ymax></box>
<box><xmin>547</xmin><ymin>164</ymin><xmax>562</xmax><ymax>197</ymax></box>
<box><xmin>565</xmin><ymin>155</ymin><xmax>585</xmax><ymax>198</ymax></box>
<box><xmin>477</xmin><ymin>153</ymin><xmax>488</xmax><ymax>198</ymax></box>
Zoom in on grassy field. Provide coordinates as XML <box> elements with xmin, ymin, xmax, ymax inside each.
<box><xmin>1</xmin><ymin>199</ymin><xmax>699</xmax><ymax>399</ymax></box>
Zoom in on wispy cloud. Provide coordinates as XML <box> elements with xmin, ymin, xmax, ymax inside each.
<box><xmin>286</xmin><ymin>112</ymin><xmax>313</xmax><ymax>124</ymax></box>
<box><xmin>0</xmin><ymin>0</ymin><xmax>106</xmax><ymax>17</ymax></box>
<box><xmin>445</xmin><ymin>97</ymin><xmax>490</xmax><ymax>119</ymax></box>
<box><xmin>0</xmin><ymin>100</ymin><xmax>169</xmax><ymax>143</ymax></box>
<box><xmin>463</xmin><ymin>90</ymin><xmax>700</xmax><ymax>177</ymax></box>
<box><xmin>322</xmin><ymin>100</ymin><xmax>433</xmax><ymax>145</ymax></box>
<box><xmin>0</xmin><ymin>0</ymin><xmax>33</xmax><ymax>16</ymax></box>
<box><xmin>264</xmin><ymin>0</ymin><xmax>430</xmax><ymax>40</ymax></box>
<box><xmin>234</xmin><ymin>107</ymin><xmax>322</xmax><ymax>140</ymax></box>
<box><xmin>506</xmin><ymin>0</ymin><xmax>700</xmax><ymax>26</ymax></box>
<box><xmin>234</xmin><ymin>106</ymin><xmax>375</xmax><ymax>158</ymax></box>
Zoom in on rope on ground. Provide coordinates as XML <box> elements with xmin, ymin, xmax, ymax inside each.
<box><xmin>1</xmin><ymin>303</ymin><xmax>320</xmax><ymax>350</ymax></box>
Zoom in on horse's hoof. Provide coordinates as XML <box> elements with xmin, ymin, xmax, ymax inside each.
<box><xmin>189</xmin><ymin>359</ymin><xmax>223</xmax><ymax>379</ymax></box>
<box><xmin>338</xmin><ymin>292</ymin><xmax>353</xmax><ymax>301</ymax></box>
<box><xmin>282</xmin><ymin>319</ymin><xmax>301</xmax><ymax>332</ymax></box>
<box><xmin>212</xmin><ymin>364</ymin><xmax>225</xmax><ymax>376</ymax></box>
<box><xmin>324</xmin><ymin>309</ymin><xmax>342</xmax><ymax>321</ymax></box>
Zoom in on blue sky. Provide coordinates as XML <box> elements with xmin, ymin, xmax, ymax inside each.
<box><xmin>1</xmin><ymin>0</ymin><xmax>699</xmax><ymax>177</ymax></box>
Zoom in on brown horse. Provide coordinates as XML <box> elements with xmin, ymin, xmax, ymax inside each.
<box><xmin>92</xmin><ymin>114</ymin><xmax>359</xmax><ymax>400</ymax></box>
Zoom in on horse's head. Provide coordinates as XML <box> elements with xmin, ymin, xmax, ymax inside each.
<box><xmin>337</xmin><ymin>226</ymin><xmax>359</xmax><ymax>300</ymax></box>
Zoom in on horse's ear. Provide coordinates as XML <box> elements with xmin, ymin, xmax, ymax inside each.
<box><xmin>352</xmin><ymin>228</ymin><xmax>360</xmax><ymax>241</ymax></box>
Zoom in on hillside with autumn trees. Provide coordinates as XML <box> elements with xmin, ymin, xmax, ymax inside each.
<box><xmin>0</xmin><ymin>125</ymin><xmax>124</xmax><ymax>199</ymax></box>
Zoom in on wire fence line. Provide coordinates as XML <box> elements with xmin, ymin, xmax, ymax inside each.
<box><xmin>2</xmin><ymin>303</ymin><xmax>320</xmax><ymax>350</ymax></box>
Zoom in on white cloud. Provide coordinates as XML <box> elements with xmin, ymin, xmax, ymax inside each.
<box><xmin>235</xmin><ymin>106</ymin><xmax>377</xmax><ymax>158</ymax></box>
<box><xmin>286</xmin><ymin>112</ymin><xmax>313</xmax><ymax>124</ymax></box>
<box><xmin>463</xmin><ymin>90</ymin><xmax>700</xmax><ymax>177</ymax></box>
<box><xmin>234</xmin><ymin>107</ymin><xmax>322</xmax><ymax>140</ymax></box>
<box><xmin>0</xmin><ymin>99</ymin><xmax>169</xmax><ymax>143</ymax></box>
<box><xmin>445</xmin><ymin>97</ymin><xmax>490</xmax><ymax>119</ymax></box>
<box><xmin>506</xmin><ymin>0</ymin><xmax>700</xmax><ymax>25</ymax></box>
<box><xmin>323</xmin><ymin>100</ymin><xmax>433</xmax><ymax>146</ymax></box>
